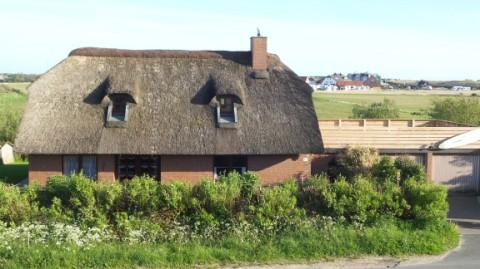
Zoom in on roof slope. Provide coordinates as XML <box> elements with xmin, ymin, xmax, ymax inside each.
<box><xmin>16</xmin><ymin>48</ymin><xmax>323</xmax><ymax>155</ymax></box>
<box><xmin>320</xmin><ymin>119</ymin><xmax>480</xmax><ymax>151</ymax></box>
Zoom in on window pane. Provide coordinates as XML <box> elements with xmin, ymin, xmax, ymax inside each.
<box><xmin>63</xmin><ymin>156</ymin><xmax>79</xmax><ymax>176</ymax></box>
<box><xmin>82</xmin><ymin>156</ymin><xmax>97</xmax><ymax>179</ymax></box>
<box><xmin>220</xmin><ymin>97</ymin><xmax>234</xmax><ymax>116</ymax></box>
<box><xmin>110</xmin><ymin>102</ymin><xmax>127</xmax><ymax>121</ymax></box>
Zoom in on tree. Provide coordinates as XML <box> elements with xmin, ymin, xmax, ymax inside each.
<box><xmin>352</xmin><ymin>98</ymin><xmax>400</xmax><ymax>119</ymax></box>
<box><xmin>429</xmin><ymin>97</ymin><xmax>480</xmax><ymax>126</ymax></box>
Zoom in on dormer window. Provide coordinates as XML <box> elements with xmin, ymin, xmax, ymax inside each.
<box><xmin>106</xmin><ymin>94</ymin><xmax>131</xmax><ymax>127</ymax></box>
<box><xmin>216</xmin><ymin>95</ymin><xmax>238</xmax><ymax>127</ymax></box>
<box><xmin>110</xmin><ymin>101</ymin><xmax>127</xmax><ymax>121</ymax></box>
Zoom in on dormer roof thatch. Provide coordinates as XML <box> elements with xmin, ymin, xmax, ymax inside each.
<box><xmin>15</xmin><ymin>47</ymin><xmax>323</xmax><ymax>155</ymax></box>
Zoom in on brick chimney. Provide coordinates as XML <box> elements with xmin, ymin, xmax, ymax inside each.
<box><xmin>250</xmin><ymin>35</ymin><xmax>267</xmax><ymax>71</ymax></box>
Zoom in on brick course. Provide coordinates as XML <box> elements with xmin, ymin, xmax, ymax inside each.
<box><xmin>28</xmin><ymin>154</ymin><xmax>315</xmax><ymax>185</ymax></box>
<box><xmin>97</xmin><ymin>155</ymin><xmax>116</xmax><ymax>182</ymax></box>
<box><xmin>161</xmin><ymin>155</ymin><xmax>214</xmax><ymax>184</ymax></box>
<box><xmin>248</xmin><ymin>154</ymin><xmax>311</xmax><ymax>185</ymax></box>
<box><xmin>29</xmin><ymin>155</ymin><xmax>62</xmax><ymax>185</ymax></box>
<box><xmin>250</xmin><ymin>36</ymin><xmax>267</xmax><ymax>70</ymax></box>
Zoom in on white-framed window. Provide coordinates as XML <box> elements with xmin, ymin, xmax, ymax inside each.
<box><xmin>216</xmin><ymin>96</ymin><xmax>238</xmax><ymax>125</ymax></box>
<box><xmin>63</xmin><ymin>155</ymin><xmax>97</xmax><ymax>179</ymax></box>
<box><xmin>213</xmin><ymin>156</ymin><xmax>247</xmax><ymax>179</ymax></box>
<box><xmin>107</xmin><ymin>101</ymin><xmax>129</xmax><ymax>122</ymax></box>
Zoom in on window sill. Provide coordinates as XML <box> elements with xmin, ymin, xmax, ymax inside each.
<box><xmin>106</xmin><ymin>121</ymin><xmax>127</xmax><ymax>128</ymax></box>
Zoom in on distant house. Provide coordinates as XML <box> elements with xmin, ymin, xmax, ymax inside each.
<box><xmin>318</xmin><ymin>77</ymin><xmax>338</xmax><ymax>91</ymax></box>
<box><xmin>0</xmin><ymin>74</ymin><xmax>7</xmax><ymax>82</ymax></box>
<box><xmin>1</xmin><ymin>143</ymin><xmax>14</xmax><ymax>165</ymax></box>
<box><xmin>451</xmin><ymin>86</ymin><xmax>471</xmax><ymax>91</ymax></box>
<box><xmin>15</xmin><ymin>35</ymin><xmax>323</xmax><ymax>185</ymax></box>
<box><xmin>347</xmin><ymin>72</ymin><xmax>381</xmax><ymax>87</ymax></box>
<box><xmin>336</xmin><ymin>80</ymin><xmax>369</xmax><ymax>90</ymax></box>
<box><xmin>304</xmin><ymin>76</ymin><xmax>324</xmax><ymax>91</ymax></box>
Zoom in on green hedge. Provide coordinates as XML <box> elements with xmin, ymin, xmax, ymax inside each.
<box><xmin>0</xmin><ymin>162</ymin><xmax>448</xmax><ymax>229</ymax></box>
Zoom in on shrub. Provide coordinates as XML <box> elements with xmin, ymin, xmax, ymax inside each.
<box><xmin>403</xmin><ymin>178</ymin><xmax>448</xmax><ymax>222</ymax></box>
<box><xmin>328</xmin><ymin>176</ymin><xmax>380</xmax><ymax>223</ymax></box>
<box><xmin>124</xmin><ymin>176</ymin><xmax>159</xmax><ymax>216</ymax></box>
<box><xmin>429</xmin><ymin>97</ymin><xmax>480</xmax><ymax>125</ymax></box>
<box><xmin>191</xmin><ymin>176</ymin><xmax>242</xmax><ymax>223</ymax></box>
<box><xmin>352</xmin><ymin>98</ymin><xmax>400</xmax><ymax>119</ymax></box>
<box><xmin>332</xmin><ymin>146</ymin><xmax>379</xmax><ymax>179</ymax></box>
<box><xmin>372</xmin><ymin>156</ymin><xmax>398</xmax><ymax>184</ymax></box>
<box><xmin>254</xmin><ymin>180</ymin><xmax>303</xmax><ymax>231</ymax></box>
<box><xmin>0</xmin><ymin>182</ymin><xmax>33</xmax><ymax>224</ymax></box>
<box><xmin>157</xmin><ymin>181</ymin><xmax>192</xmax><ymax>218</ymax></box>
<box><xmin>394</xmin><ymin>156</ymin><xmax>426</xmax><ymax>184</ymax></box>
<box><xmin>94</xmin><ymin>182</ymin><xmax>123</xmax><ymax>218</ymax></box>
<box><xmin>42</xmin><ymin>174</ymin><xmax>105</xmax><ymax>226</ymax></box>
<box><xmin>378</xmin><ymin>180</ymin><xmax>409</xmax><ymax>218</ymax></box>
<box><xmin>298</xmin><ymin>174</ymin><xmax>331</xmax><ymax>214</ymax></box>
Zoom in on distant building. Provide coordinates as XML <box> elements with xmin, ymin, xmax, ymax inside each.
<box><xmin>1</xmin><ymin>143</ymin><xmax>14</xmax><ymax>165</ymax></box>
<box><xmin>451</xmin><ymin>86</ymin><xmax>471</xmax><ymax>91</ymax></box>
<box><xmin>304</xmin><ymin>76</ymin><xmax>325</xmax><ymax>91</ymax></box>
<box><xmin>0</xmin><ymin>74</ymin><xmax>7</xmax><ymax>82</ymax></box>
<box><xmin>347</xmin><ymin>72</ymin><xmax>381</xmax><ymax>87</ymax></box>
<box><xmin>336</xmin><ymin>80</ymin><xmax>369</xmax><ymax>90</ymax></box>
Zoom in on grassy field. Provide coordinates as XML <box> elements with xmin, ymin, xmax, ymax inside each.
<box><xmin>0</xmin><ymin>161</ymin><xmax>28</xmax><ymax>184</ymax></box>
<box><xmin>313</xmin><ymin>90</ymin><xmax>479</xmax><ymax>119</ymax></box>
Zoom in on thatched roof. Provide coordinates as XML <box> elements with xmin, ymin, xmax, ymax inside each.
<box><xmin>16</xmin><ymin>47</ymin><xmax>323</xmax><ymax>155</ymax></box>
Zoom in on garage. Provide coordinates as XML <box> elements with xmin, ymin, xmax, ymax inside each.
<box><xmin>317</xmin><ymin>119</ymin><xmax>480</xmax><ymax>194</ymax></box>
<box><xmin>432</xmin><ymin>154</ymin><xmax>480</xmax><ymax>192</ymax></box>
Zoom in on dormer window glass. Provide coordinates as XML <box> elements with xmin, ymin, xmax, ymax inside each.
<box><xmin>217</xmin><ymin>96</ymin><xmax>237</xmax><ymax>125</ymax></box>
<box><xmin>106</xmin><ymin>94</ymin><xmax>131</xmax><ymax>127</ymax></box>
<box><xmin>111</xmin><ymin>101</ymin><xmax>127</xmax><ymax>121</ymax></box>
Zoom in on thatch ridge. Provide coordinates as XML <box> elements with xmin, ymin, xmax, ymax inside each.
<box><xmin>16</xmin><ymin>49</ymin><xmax>323</xmax><ymax>155</ymax></box>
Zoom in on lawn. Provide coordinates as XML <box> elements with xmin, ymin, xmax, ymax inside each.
<box><xmin>0</xmin><ymin>82</ymin><xmax>30</xmax><ymax>93</ymax></box>
<box><xmin>0</xmin><ymin>221</ymin><xmax>458</xmax><ymax>269</ymax></box>
<box><xmin>0</xmin><ymin>161</ymin><xmax>28</xmax><ymax>184</ymax></box>
<box><xmin>313</xmin><ymin>90</ymin><xmax>478</xmax><ymax>119</ymax></box>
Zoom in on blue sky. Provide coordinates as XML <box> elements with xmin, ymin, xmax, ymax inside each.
<box><xmin>1</xmin><ymin>0</ymin><xmax>479</xmax><ymax>79</ymax></box>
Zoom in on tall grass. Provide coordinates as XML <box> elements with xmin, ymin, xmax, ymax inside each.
<box><xmin>0</xmin><ymin>220</ymin><xmax>458</xmax><ymax>269</ymax></box>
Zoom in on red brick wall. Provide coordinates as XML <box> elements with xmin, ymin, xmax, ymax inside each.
<box><xmin>251</xmin><ymin>36</ymin><xmax>267</xmax><ymax>70</ymax></box>
<box><xmin>161</xmin><ymin>156</ymin><xmax>214</xmax><ymax>184</ymax></box>
<box><xmin>248</xmin><ymin>154</ymin><xmax>311</xmax><ymax>185</ymax></box>
<box><xmin>97</xmin><ymin>155</ymin><xmax>116</xmax><ymax>182</ymax></box>
<box><xmin>29</xmin><ymin>155</ymin><xmax>62</xmax><ymax>186</ymax></box>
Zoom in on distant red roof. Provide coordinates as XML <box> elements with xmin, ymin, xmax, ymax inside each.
<box><xmin>336</xmin><ymin>80</ymin><xmax>364</xmax><ymax>87</ymax></box>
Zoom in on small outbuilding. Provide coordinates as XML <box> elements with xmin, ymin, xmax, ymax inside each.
<box><xmin>1</xmin><ymin>142</ymin><xmax>14</xmax><ymax>164</ymax></box>
<box><xmin>314</xmin><ymin>119</ymin><xmax>480</xmax><ymax>193</ymax></box>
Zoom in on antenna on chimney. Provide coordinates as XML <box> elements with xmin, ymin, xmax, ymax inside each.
<box><xmin>256</xmin><ymin>27</ymin><xmax>261</xmax><ymax>37</ymax></box>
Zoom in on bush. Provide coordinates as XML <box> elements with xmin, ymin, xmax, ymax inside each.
<box><xmin>0</xmin><ymin>182</ymin><xmax>33</xmax><ymax>224</ymax></box>
<box><xmin>372</xmin><ymin>156</ymin><xmax>398</xmax><ymax>184</ymax></box>
<box><xmin>331</xmin><ymin>146</ymin><xmax>379</xmax><ymax>179</ymax></box>
<box><xmin>394</xmin><ymin>156</ymin><xmax>426</xmax><ymax>184</ymax></box>
<box><xmin>352</xmin><ymin>98</ymin><xmax>400</xmax><ymax>119</ymax></box>
<box><xmin>191</xmin><ymin>176</ymin><xmax>242</xmax><ymax>224</ymax></box>
<box><xmin>298</xmin><ymin>174</ymin><xmax>331</xmax><ymax>214</ymax></box>
<box><xmin>254</xmin><ymin>180</ymin><xmax>303</xmax><ymax>230</ymax></box>
<box><xmin>328</xmin><ymin>176</ymin><xmax>380</xmax><ymax>223</ymax></box>
<box><xmin>42</xmin><ymin>174</ymin><xmax>105</xmax><ymax>226</ymax></box>
<box><xmin>429</xmin><ymin>97</ymin><xmax>480</xmax><ymax>125</ymax></box>
<box><xmin>403</xmin><ymin>178</ymin><xmax>448</xmax><ymax>222</ymax></box>
<box><xmin>124</xmin><ymin>176</ymin><xmax>160</xmax><ymax>217</ymax></box>
<box><xmin>378</xmin><ymin>180</ymin><xmax>409</xmax><ymax>218</ymax></box>
<box><xmin>157</xmin><ymin>181</ymin><xmax>192</xmax><ymax>219</ymax></box>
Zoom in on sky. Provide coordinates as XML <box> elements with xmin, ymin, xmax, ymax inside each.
<box><xmin>1</xmin><ymin>0</ymin><xmax>480</xmax><ymax>80</ymax></box>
